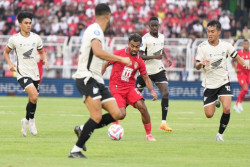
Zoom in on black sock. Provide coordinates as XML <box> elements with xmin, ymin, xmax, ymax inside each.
<box><xmin>28</xmin><ymin>102</ymin><xmax>37</xmax><ymax>119</ymax></box>
<box><xmin>219</xmin><ymin>113</ymin><xmax>230</xmax><ymax>134</ymax></box>
<box><xmin>26</xmin><ymin>102</ymin><xmax>30</xmax><ymax>120</ymax></box>
<box><xmin>161</xmin><ymin>98</ymin><xmax>169</xmax><ymax>121</ymax></box>
<box><xmin>76</xmin><ymin>118</ymin><xmax>98</xmax><ymax>148</ymax></box>
<box><xmin>96</xmin><ymin>113</ymin><xmax>115</xmax><ymax>129</ymax></box>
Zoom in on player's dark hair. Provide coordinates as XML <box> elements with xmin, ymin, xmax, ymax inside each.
<box><xmin>95</xmin><ymin>3</ymin><xmax>111</xmax><ymax>16</ymax></box>
<box><xmin>128</xmin><ymin>33</ymin><xmax>142</xmax><ymax>43</ymax></box>
<box><xmin>149</xmin><ymin>16</ymin><xmax>159</xmax><ymax>22</ymax></box>
<box><xmin>17</xmin><ymin>11</ymin><xmax>33</xmax><ymax>23</ymax></box>
<box><xmin>244</xmin><ymin>39</ymin><xmax>249</xmax><ymax>43</ymax></box>
<box><xmin>207</xmin><ymin>20</ymin><xmax>221</xmax><ymax>30</ymax></box>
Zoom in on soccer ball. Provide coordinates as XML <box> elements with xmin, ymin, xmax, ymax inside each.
<box><xmin>108</xmin><ymin>124</ymin><xmax>124</xmax><ymax>140</ymax></box>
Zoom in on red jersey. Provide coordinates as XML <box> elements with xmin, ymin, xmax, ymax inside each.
<box><xmin>237</xmin><ymin>49</ymin><xmax>250</xmax><ymax>74</ymax></box>
<box><xmin>109</xmin><ymin>48</ymin><xmax>147</xmax><ymax>89</ymax></box>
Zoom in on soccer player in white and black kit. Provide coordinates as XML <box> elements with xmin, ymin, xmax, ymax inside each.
<box><xmin>136</xmin><ymin>17</ymin><xmax>173</xmax><ymax>132</ymax></box>
<box><xmin>68</xmin><ymin>3</ymin><xmax>130</xmax><ymax>158</ymax></box>
<box><xmin>195</xmin><ymin>20</ymin><xmax>250</xmax><ymax>141</ymax></box>
<box><xmin>3</xmin><ymin>11</ymin><xmax>49</xmax><ymax>137</ymax></box>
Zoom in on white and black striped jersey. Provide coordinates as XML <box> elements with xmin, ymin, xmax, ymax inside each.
<box><xmin>196</xmin><ymin>40</ymin><xmax>237</xmax><ymax>89</ymax></box>
<box><xmin>72</xmin><ymin>23</ymin><xmax>105</xmax><ymax>84</ymax></box>
<box><xmin>140</xmin><ymin>32</ymin><xmax>165</xmax><ymax>75</ymax></box>
<box><xmin>7</xmin><ymin>32</ymin><xmax>43</xmax><ymax>81</ymax></box>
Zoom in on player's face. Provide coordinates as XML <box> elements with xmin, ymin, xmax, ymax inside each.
<box><xmin>149</xmin><ymin>20</ymin><xmax>159</xmax><ymax>36</ymax></box>
<box><xmin>19</xmin><ymin>18</ymin><xmax>32</xmax><ymax>34</ymax></box>
<box><xmin>128</xmin><ymin>40</ymin><xmax>141</xmax><ymax>56</ymax></box>
<box><xmin>243</xmin><ymin>41</ymin><xmax>249</xmax><ymax>51</ymax></box>
<box><xmin>207</xmin><ymin>26</ymin><xmax>221</xmax><ymax>44</ymax></box>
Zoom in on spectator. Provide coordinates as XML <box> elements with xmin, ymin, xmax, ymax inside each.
<box><xmin>219</xmin><ymin>12</ymin><xmax>231</xmax><ymax>38</ymax></box>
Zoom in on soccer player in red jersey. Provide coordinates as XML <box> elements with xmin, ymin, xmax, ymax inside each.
<box><xmin>102</xmin><ymin>33</ymin><xmax>158</xmax><ymax>141</ymax></box>
<box><xmin>232</xmin><ymin>39</ymin><xmax>250</xmax><ymax>113</ymax></box>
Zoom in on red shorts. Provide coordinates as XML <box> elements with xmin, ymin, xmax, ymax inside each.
<box><xmin>110</xmin><ymin>86</ymin><xmax>144</xmax><ymax>108</ymax></box>
<box><xmin>237</xmin><ymin>73</ymin><xmax>250</xmax><ymax>87</ymax></box>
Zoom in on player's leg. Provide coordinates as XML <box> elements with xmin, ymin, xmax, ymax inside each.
<box><xmin>154</xmin><ymin>70</ymin><xmax>172</xmax><ymax>132</ymax></box>
<box><xmin>235</xmin><ymin>74</ymin><xmax>248</xmax><ymax>112</ymax></box>
<box><xmin>18</xmin><ymin>78</ymin><xmax>39</xmax><ymax>136</ymax></box>
<box><xmin>70</xmin><ymin>96</ymin><xmax>102</xmax><ymax>158</ymax></box>
<box><xmin>128</xmin><ymin>87</ymin><xmax>156</xmax><ymax>141</ymax></box>
<box><xmin>203</xmin><ymin>87</ymin><xmax>218</xmax><ymax>118</ymax></box>
<box><xmin>216</xmin><ymin>83</ymin><xmax>233</xmax><ymax>142</ymax></box>
<box><xmin>136</xmin><ymin>75</ymin><xmax>146</xmax><ymax>92</ymax></box>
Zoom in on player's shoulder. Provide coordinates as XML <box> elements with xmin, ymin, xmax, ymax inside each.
<box><xmin>198</xmin><ymin>40</ymin><xmax>209</xmax><ymax>48</ymax></box>
<box><xmin>142</xmin><ymin>32</ymin><xmax>151</xmax><ymax>38</ymax></box>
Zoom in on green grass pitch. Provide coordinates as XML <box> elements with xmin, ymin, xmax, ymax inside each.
<box><xmin>0</xmin><ymin>96</ymin><xmax>250</xmax><ymax>167</ymax></box>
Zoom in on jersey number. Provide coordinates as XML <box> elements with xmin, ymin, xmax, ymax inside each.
<box><xmin>121</xmin><ymin>66</ymin><xmax>133</xmax><ymax>82</ymax></box>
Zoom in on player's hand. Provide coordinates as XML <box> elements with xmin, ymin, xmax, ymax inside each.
<box><xmin>121</xmin><ymin>57</ymin><xmax>131</xmax><ymax>66</ymax></box>
<box><xmin>201</xmin><ymin>59</ymin><xmax>210</xmax><ymax>66</ymax></box>
<box><xmin>243</xmin><ymin>64</ymin><xmax>250</xmax><ymax>70</ymax></box>
<box><xmin>9</xmin><ymin>63</ymin><xmax>17</xmax><ymax>72</ymax></box>
<box><xmin>151</xmin><ymin>90</ymin><xmax>158</xmax><ymax>101</ymax></box>
<box><xmin>166</xmin><ymin>59</ymin><xmax>172</xmax><ymax>67</ymax></box>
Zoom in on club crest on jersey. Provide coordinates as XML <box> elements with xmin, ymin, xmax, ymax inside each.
<box><xmin>94</xmin><ymin>30</ymin><xmax>100</xmax><ymax>36</ymax></box>
<box><xmin>140</xmin><ymin>43</ymin><xmax>143</xmax><ymax>47</ymax></box>
<box><xmin>134</xmin><ymin>62</ymin><xmax>138</xmax><ymax>69</ymax></box>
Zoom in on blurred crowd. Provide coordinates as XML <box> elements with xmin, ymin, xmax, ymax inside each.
<box><xmin>0</xmin><ymin>0</ymin><xmax>250</xmax><ymax>40</ymax></box>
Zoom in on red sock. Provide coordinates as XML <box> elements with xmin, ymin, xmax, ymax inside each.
<box><xmin>144</xmin><ymin>123</ymin><xmax>151</xmax><ymax>135</ymax></box>
<box><xmin>236</xmin><ymin>87</ymin><xmax>248</xmax><ymax>104</ymax></box>
<box><xmin>112</xmin><ymin>120</ymin><xmax>120</xmax><ymax>124</ymax></box>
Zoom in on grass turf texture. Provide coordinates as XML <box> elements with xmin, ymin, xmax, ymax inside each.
<box><xmin>0</xmin><ymin>96</ymin><xmax>249</xmax><ymax>167</ymax></box>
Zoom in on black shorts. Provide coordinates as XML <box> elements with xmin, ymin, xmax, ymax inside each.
<box><xmin>18</xmin><ymin>77</ymin><xmax>40</xmax><ymax>92</ymax></box>
<box><xmin>203</xmin><ymin>82</ymin><xmax>233</xmax><ymax>106</ymax></box>
<box><xmin>136</xmin><ymin>70</ymin><xmax>168</xmax><ymax>89</ymax></box>
<box><xmin>76</xmin><ymin>77</ymin><xmax>114</xmax><ymax>103</ymax></box>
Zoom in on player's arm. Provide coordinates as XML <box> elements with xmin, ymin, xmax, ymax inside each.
<box><xmin>102</xmin><ymin>61</ymin><xmax>110</xmax><ymax>75</ymax></box>
<box><xmin>195</xmin><ymin>60</ymin><xmax>210</xmax><ymax>70</ymax></box>
<box><xmin>139</xmin><ymin>50</ymin><xmax>162</xmax><ymax>60</ymax></box>
<box><xmin>234</xmin><ymin>54</ymin><xmax>250</xmax><ymax>69</ymax></box>
<box><xmin>38</xmin><ymin>48</ymin><xmax>49</xmax><ymax>70</ymax></box>
<box><xmin>92</xmin><ymin>39</ymin><xmax>130</xmax><ymax>65</ymax></box>
<box><xmin>162</xmin><ymin>49</ymin><xmax>172</xmax><ymax>67</ymax></box>
<box><xmin>141</xmin><ymin>74</ymin><xmax>158</xmax><ymax>101</ymax></box>
<box><xmin>3</xmin><ymin>46</ymin><xmax>16</xmax><ymax>72</ymax></box>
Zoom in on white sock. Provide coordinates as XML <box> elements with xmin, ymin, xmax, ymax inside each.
<box><xmin>71</xmin><ymin>145</ymin><xmax>82</xmax><ymax>153</ymax></box>
<box><xmin>80</xmin><ymin>125</ymin><xmax>84</xmax><ymax>130</ymax></box>
<box><xmin>161</xmin><ymin>120</ymin><xmax>166</xmax><ymax>124</ymax></box>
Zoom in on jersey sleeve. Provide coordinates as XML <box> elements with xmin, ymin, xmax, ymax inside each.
<box><xmin>37</xmin><ymin>35</ymin><xmax>43</xmax><ymax>50</ymax></box>
<box><xmin>89</xmin><ymin>28</ymin><xmax>103</xmax><ymax>42</ymax></box>
<box><xmin>7</xmin><ymin>36</ymin><xmax>15</xmax><ymax>50</ymax></box>
<box><xmin>195</xmin><ymin>45</ymin><xmax>204</xmax><ymax>62</ymax></box>
<box><xmin>227</xmin><ymin>43</ymin><xmax>237</xmax><ymax>58</ymax></box>
<box><xmin>140</xmin><ymin>36</ymin><xmax>147</xmax><ymax>52</ymax></box>
<box><xmin>138</xmin><ymin>57</ymin><xmax>147</xmax><ymax>75</ymax></box>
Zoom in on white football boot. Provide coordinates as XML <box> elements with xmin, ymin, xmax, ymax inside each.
<box><xmin>29</xmin><ymin>118</ymin><xmax>37</xmax><ymax>136</ymax></box>
<box><xmin>21</xmin><ymin>118</ymin><xmax>29</xmax><ymax>137</ymax></box>
<box><xmin>216</xmin><ymin>133</ymin><xmax>224</xmax><ymax>142</ymax></box>
<box><xmin>237</xmin><ymin>103</ymin><xmax>244</xmax><ymax>112</ymax></box>
<box><xmin>233</xmin><ymin>105</ymin><xmax>241</xmax><ymax>113</ymax></box>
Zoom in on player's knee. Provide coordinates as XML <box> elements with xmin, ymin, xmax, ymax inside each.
<box><xmin>30</xmin><ymin>94</ymin><xmax>38</xmax><ymax>103</ymax></box>
<box><xmin>136</xmin><ymin>102</ymin><xmax>147</xmax><ymax>114</ymax></box>
<box><xmin>205</xmin><ymin>113</ymin><xmax>214</xmax><ymax>118</ymax></box>
<box><xmin>242</xmin><ymin>86</ymin><xmax>248</xmax><ymax>92</ymax></box>
<box><xmin>162</xmin><ymin>91</ymin><xmax>169</xmax><ymax>98</ymax></box>
<box><xmin>91</xmin><ymin>115</ymin><xmax>102</xmax><ymax>123</ymax></box>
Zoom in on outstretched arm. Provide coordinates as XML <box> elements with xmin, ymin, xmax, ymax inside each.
<box><xmin>92</xmin><ymin>39</ymin><xmax>130</xmax><ymax>65</ymax></box>
<box><xmin>142</xmin><ymin>74</ymin><xmax>157</xmax><ymax>101</ymax></box>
